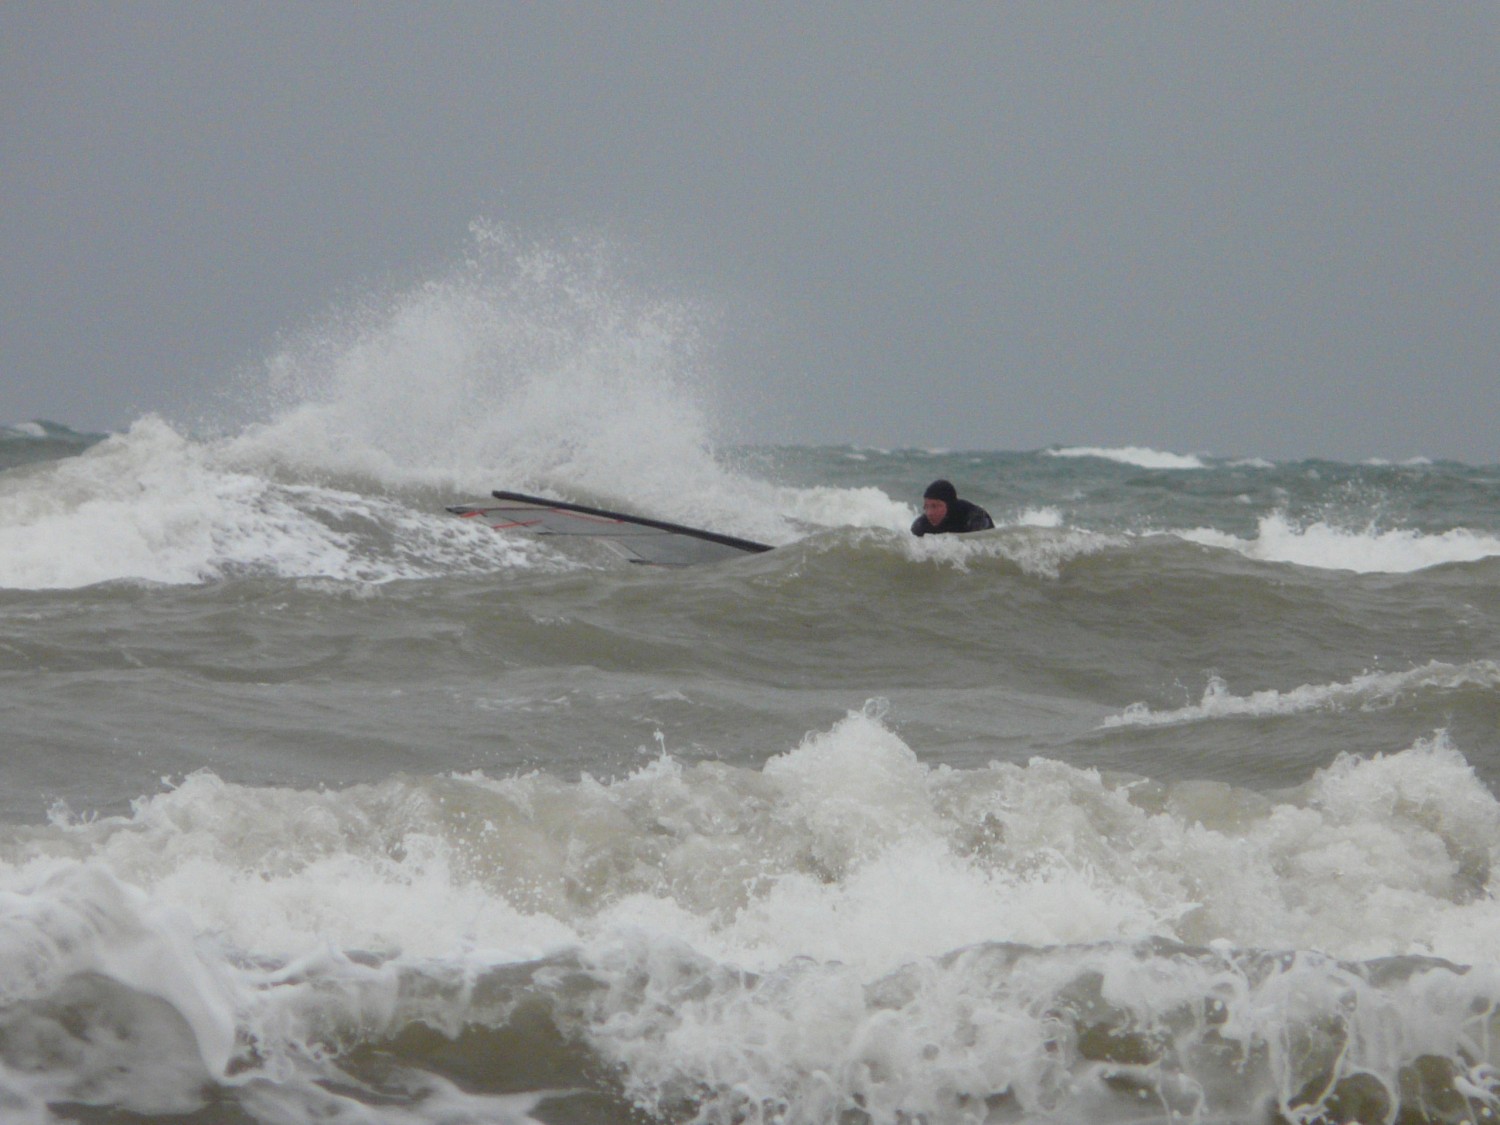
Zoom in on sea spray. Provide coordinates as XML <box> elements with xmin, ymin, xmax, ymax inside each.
<box><xmin>219</xmin><ymin>224</ymin><xmax>790</xmax><ymax>533</ymax></box>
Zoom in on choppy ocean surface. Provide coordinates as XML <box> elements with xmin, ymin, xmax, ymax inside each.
<box><xmin>3</xmin><ymin>253</ymin><xmax>1500</xmax><ymax>1124</ymax></box>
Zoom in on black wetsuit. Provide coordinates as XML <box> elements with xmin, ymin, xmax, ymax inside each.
<box><xmin>910</xmin><ymin>498</ymin><xmax>995</xmax><ymax>536</ymax></box>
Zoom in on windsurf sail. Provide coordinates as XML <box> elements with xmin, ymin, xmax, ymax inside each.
<box><xmin>448</xmin><ymin>490</ymin><xmax>774</xmax><ymax>567</ymax></box>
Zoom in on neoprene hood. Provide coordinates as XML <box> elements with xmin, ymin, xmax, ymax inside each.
<box><xmin>923</xmin><ymin>480</ymin><xmax>958</xmax><ymax>505</ymax></box>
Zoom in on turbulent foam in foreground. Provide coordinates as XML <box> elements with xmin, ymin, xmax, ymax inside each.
<box><xmin>4</xmin><ymin>711</ymin><xmax>1500</xmax><ymax>1123</ymax></box>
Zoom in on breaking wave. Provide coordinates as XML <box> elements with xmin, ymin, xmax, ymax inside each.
<box><xmin>1104</xmin><ymin>660</ymin><xmax>1500</xmax><ymax>728</ymax></box>
<box><xmin>4</xmin><ymin>711</ymin><xmax>1500</xmax><ymax>1122</ymax></box>
<box><xmin>1177</xmin><ymin>512</ymin><xmax>1500</xmax><ymax>573</ymax></box>
<box><xmin>1047</xmin><ymin>445</ymin><xmax>1209</xmax><ymax>470</ymax></box>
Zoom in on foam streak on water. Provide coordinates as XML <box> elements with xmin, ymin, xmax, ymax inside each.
<box><xmin>1105</xmin><ymin>660</ymin><xmax>1500</xmax><ymax>728</ymax></box>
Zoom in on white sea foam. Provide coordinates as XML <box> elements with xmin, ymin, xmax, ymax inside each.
<box><xmin>0</xmin><ymin>416</ymin><xmax>549</xmax><ymax>589</ymax></box>
<box><xmin>1047</xmin><ymin>445</ymin><xmax>1208</xmax><ymax>470</ymax></box>
<box><xmin>771</xmin><ymin>484</ymin><xmax>912</xmax><ymax>532</ymax></box>
<box><xmin>1364</xmin><ymin>456</ymin><xmax>1435</xmax><ymax>467</ymax></box>
<box><xmin>0</xmin><ymin>408</ymin><xmax>908</xmax><ymax>589</ymax></box>
<box><xmin>12</xmin><ymin>710</ymin><xmax>1499</xmax><ymax>969</ymax></box>
<box><xmin>1179</xmin><ymin>512</ymin><xmax>1500</xmax><ymax>572</ymax></box>
<box><xmin>1014</xmin><ymin>505</ymin><xmax>1063</xmax><ymax>528</ymax></box>
<box><xmin>1104</xmin><ymin>660</ymin><xmax>1500</xmax><ymax>729</ymax></box>
<box><xmin>5</xmin><ymin>712</ymin><xmax>1500</xmax><ymax>1120</ymax></box>
<box><xmin>0</xmin><ymin>865</ymin><xmax>238</xmax><ymax>1113</ymax></box>
<box><xmin>908</xmin><ymin>523</ymin><xmax>1124</xmax><ymax>578</ymax></box>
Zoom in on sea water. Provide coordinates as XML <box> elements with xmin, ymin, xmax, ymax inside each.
<box><xmin>2</xmin><ymin>239</ymin><xmax>1499</xmax><ymax>1124</ymax></box>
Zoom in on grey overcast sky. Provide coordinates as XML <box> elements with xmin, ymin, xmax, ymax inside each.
<box><xmin>3</xmin><ymin>3</ymin><xmax>1496</xmax><ymax>461</ymax></box>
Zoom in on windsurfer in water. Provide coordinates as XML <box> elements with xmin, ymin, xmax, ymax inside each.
<box><xmin>910</xmin><ymin>479</ymin><xmax>995</xmax><ymax>536</ymax></box>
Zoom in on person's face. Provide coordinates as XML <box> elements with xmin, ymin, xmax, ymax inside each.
<box><xmin>923</xmin><ymin>497</ymin><xmax>948</xmax><ymax>526</ymax></box>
